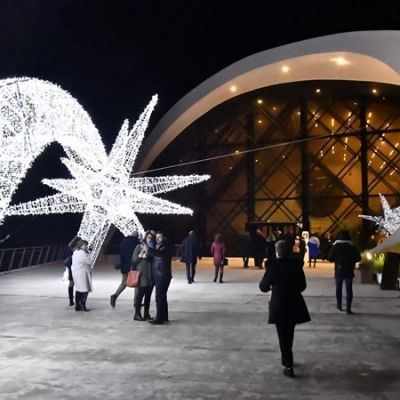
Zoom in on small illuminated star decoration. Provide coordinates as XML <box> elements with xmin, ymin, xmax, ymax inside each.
<box><xmin>6</xmin><ymin>94</ymin><xmax>210</xmax><ymax>266</ymax></box>
<box><xmin>0</xmin><ymin>77</ymin><xmax>105</xmax><ymax>224</ymax></box>
<box><xmin>359</xmin><ymin>193</ymin><xmax>400</xmax><ymax>236</ymax></box>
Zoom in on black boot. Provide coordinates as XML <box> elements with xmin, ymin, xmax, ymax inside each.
<box><xmin>68</xmin><ymin>285</ymin><xmax>74</xmax><ymax>306</ymax></box>
<box><xmin>283</xmin><ymin>367</ymin><xmax>295</xmax><ymax>378</ymax></box>
<box><xmin>219</xmin><ymin>270</ymin><xmax>224</xmax><ymax>283</ymax></box>
<box><xmin>81</xmin><ymin>292</ymin><xmax>90</xmax><ymax>312</ymax></box>
<box><xmin>75</xmin><ymin>291</ymin><xmax>82</xmax><ymax>311</ymax></box>
<box><xmin>214</xmin><ymin>268</ymin><xmax>219</xmax><ymax>283</ymax></box>
<box><xmin>143</xmin><ymin>305</ymin><xmax>153</xmax><ymax>320</ymax></box>
<box><xmin>134</xmin><ymin>307</ymin><xmax>145</xmax><ymax>321</ymax></box>
<box><xmin>110</xmin><ymin>294</ymin><xmax>116</xmax><ymax>308</ymax></box>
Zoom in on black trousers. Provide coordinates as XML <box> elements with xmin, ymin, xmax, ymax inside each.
<box><xmin>135</xmin><ymin>286</ymin><xmax>154</xmax><ymax>314</ymax></box>
<box><xmin>275</xmin><ymin>322</ymin><xmax>296</xmax><ymax>368</ymax></box>
<box><xmin>335</xmin><ymin>276</ymin><xmax>353</xmax><ymax>310</ymax></box>
<box><xmin>154</xmin><ymin>278</ymin><xmax>171</xmax><ymax>322</ymax></box>
<box><xmin>242</xmin><ymin>257</ymin><xmax>249</xmax><ymax>267</ymax></box>
<box><xmin>185</xmin><ymin>263</ymin><xmax>196</xmax><ymax>282</ymax></box>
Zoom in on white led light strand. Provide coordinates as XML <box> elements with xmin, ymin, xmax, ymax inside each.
<box><xmin>5</xmin><ymin>91</ymin><xmax>210</xmax><ymax>267</ymax></box>
<box><xmin>359</xmin><ymin>193</ymin><xmax>400</xmax><ymax>235</ymax></box>
<box><xmin>0</xmin><ymin>77</ymin><xmax>106</xmax><ymax>224</ymax></box>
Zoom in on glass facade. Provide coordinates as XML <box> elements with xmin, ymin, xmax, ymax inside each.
<box><xmin>150</xmin><ymin>81</ymin><xmax>400</xmax><ymax>254</ymax></box>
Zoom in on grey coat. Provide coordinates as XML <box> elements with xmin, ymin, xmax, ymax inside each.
<box><xmin>131</xmin><ymin>244</ymin><xmax>153</xmax><ymax>287</ymax></box>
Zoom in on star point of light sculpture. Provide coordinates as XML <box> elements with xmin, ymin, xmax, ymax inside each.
<box><xmin>5</xmin><ymin>93</ymin><xmax>210</xmax><ymax>266</ymax></box>
<box><xmin>0</xmin><ymin>77</ymin><xmax>106</xmax><ymax>224</ymax></box>
<box><xmin>359</xmin><ymin>193</ymin><xmax>400</xmax><ymax>235</ymax></box>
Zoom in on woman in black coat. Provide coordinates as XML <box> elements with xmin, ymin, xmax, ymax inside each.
<box><xmin>259</xmin><ymin>240</ymin><xmax>311</xmax><ymax>378</ymax></box>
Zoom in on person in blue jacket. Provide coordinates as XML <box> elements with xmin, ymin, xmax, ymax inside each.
<box><xmin>307</xmin><ymin>234</ymin><xmax>320</xmax><ymax>268</ymax></box>
<box><xmin>181</xmin><ymin>230</ymin><xmax>199</xmax><ymax>283</ymax></box>
<box><xmin>110</xmin><ymin>231</ymin><xmax>140</xmax><ymax>308</ymax></box>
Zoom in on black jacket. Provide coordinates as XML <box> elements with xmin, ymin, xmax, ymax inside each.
<box><xmin>119</xmin><ymin>236</ymin><xmax>140</xmax><ymax>274</ymax></box>
<box><xmin>327</xmin><ymin>240</ymin><xmax>361</xmax><ymax>278</ymax></box>
<box><xmin>259</xmin><ymin>257</ymin><xmax>311</xmax><ymax>325</ymax></box>
<box><xmin>147</xmin><ymin>240</ymin><xmax>172</xmax><ymax>280</ymax></box>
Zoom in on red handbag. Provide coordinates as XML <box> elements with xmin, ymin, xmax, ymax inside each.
<box><xmin>126</xmin><ymin>270</ymin><xmax>141</xmax><ymax>288</ymax></box>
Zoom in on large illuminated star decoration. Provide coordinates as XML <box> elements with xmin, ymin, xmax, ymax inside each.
<box><xmin>0</xmin><ymin>77</ymin><xmax>106</xmax><ymax>224</ymax></box>
<box><xmin>6</xmin><ymin>95</ymin><xmax>210</xmax><ymax>266</ymax></box>
<box><xmin>359</xmin><ymin>193</ymin><xmax>400</xmax><ymax>236</ymax></box>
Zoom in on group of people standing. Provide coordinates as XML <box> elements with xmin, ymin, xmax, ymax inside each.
<box><xmin>109</xmin><ymin>230</ymin><xmax>172</xmax><ymax>325</ymax></box>
<box><xmin>61</xmin><ymin>226</ymin><xmax>363</xmax><ymax>379</ymax></box>
<box><xmin>241</xmin><ymin>228</ymin><xmax>334</xmax><ymax>269</ymax></box>
<box><xmin>64</xmin><ymin>230</ymin><xmax>172</xmax><ymax>325</ymax></box>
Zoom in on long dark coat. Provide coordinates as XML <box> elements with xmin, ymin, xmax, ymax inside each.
<box><xmin>181</xmin><ymin>235</ymin><xmax>199</xmax><ymax>264</ymax></box>
<box><xmin>131</xmin><ymin>244</ymin><xmax>153</xmax><ymax>287</ymax></box>
<box><xmin>259</xmin><ymin>257</ymin><xmax>311</xmax><ymax>325</ymax></box>
<box><xmin>240</xmin><ymin>234</ymin><xmax>253</xmax><ymax>257</ymax></box>
<box><xmin>120</xmin><ymin>236</ymin><xmax>140</xmax><ymax>274</ymax></box>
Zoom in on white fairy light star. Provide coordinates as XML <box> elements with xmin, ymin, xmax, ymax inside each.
<box><xmin>6</xmin><ymin>94</ymin><xmax>210</xmax><ymax>266</ymax></box>
<box><xmin>359</xmin><ymin>193</ymin><xmax>400</xmax><ymax>235</ymax></box>
<box><xmin>0</xmin><ymin>77</ymin><xmax>106</xmax><ymax>224</ymax></box>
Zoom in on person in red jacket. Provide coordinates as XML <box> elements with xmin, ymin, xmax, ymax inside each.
<box><xmin>211</xmin><ymin>233</ymin><xmax>226</xmax><ymax>283</ymax></box>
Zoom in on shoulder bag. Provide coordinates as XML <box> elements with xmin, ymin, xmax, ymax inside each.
<box><xmin>126</xmin><ymin>269</ymin><xmax>141</xmax><ymax>288</ymax></box>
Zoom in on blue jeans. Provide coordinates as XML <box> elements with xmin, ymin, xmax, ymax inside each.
<box><xmin>335</xmin><ymin>276</ymin><xmax>353</xmax><ymax>310</ymax></box>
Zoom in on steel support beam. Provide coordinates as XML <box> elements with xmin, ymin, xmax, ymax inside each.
<box><xmin>246</xmin><ymin>112</ymin><xmax>255</xmax><ymax>222</ymax></box>
<box><xmin>300</xmin><ymin>99</ymin><xmax>310</xmax><ymax>232</ymax></box>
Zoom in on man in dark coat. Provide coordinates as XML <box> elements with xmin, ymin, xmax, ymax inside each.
<box><xmin>328</xmin><ymin>230</ymin><xmax>361</xmax><ymax>314</ymax></box>
<box><xmin>145</xmin><ymin>231</ymin><xmax>172</xmax><ymax>325</ymax></box>
<box><xmin>241</xmin><ymin>231</ymin><xmax>253</xmax><ymax>268</ymax></box>
<box><xmin>252</xmin><ymin>227</ymin><xmax>267</xmax><ymax>269</ymax></box>
<box><xmin>110</xmin><ymin>231</ymin><xmax>140</xmax><ymax>308</ymax></box>
<box><xmin>181</xmin><ymin>231</ymin><xmax>199</xmax><ymax>283</ymax></box>
<box><xmin>259</xmin><ymin>240</ymin><xmax>311</xmax><ymax>378</ymax></box>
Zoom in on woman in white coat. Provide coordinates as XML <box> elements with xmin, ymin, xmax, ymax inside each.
<box><xmin>71</xmin><ymin>239</ymin><xmax>92</xmax><ymax>312</ymax></box>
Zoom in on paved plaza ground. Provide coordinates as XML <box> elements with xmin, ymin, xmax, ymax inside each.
<box><xmin>0</xmin><ymin>257</ymin><xmax>399</xmax><ymax>399</ymax></box>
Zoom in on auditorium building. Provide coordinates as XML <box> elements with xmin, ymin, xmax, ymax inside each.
<box><xmin>138</xmin><ymin>31</ymin><xmax>400</xmax><ymax>254</ymax></box>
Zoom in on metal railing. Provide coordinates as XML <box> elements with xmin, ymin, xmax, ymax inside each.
<box><xmin>0</xmin><ymin>244</ymin><xmax>67</xmax><ymax>273</ymax></box>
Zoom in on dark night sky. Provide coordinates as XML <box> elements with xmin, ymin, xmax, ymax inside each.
<box><xmin>1</xmin><ymin>0</ymin><xmax>400</xmax><ymax>246</ymax></box>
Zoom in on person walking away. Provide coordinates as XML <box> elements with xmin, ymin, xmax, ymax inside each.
<box><xmin>110</xmin><ymin>231</ymin><xmax>140</xmax><ymax>308</ymax></box>
<box><xmin>307</xmin><ymin>234</ymin><xmax>320</xmax><ymax>268</ymax></box>
<box><xmin>71</xmin><ymin>239</ymin><xmax>92</xmax><ymax>312</ymax></box>
<box><xmin>328</xmin><ymin>230</ymin><xmax>361</xmax><ymax>314</ymax></box>
<box><xmin>211</xmin><ymin>233</ymin><xmax>226</xmax><ymax>283</ymax></box>
<box><xmin>144</xmin><ymin>231</ymin><xmax>172</xmax><ymax>325</ymax></box>
<box><xmin>253</xmin><ymin>228</ymin><xmax>267</xmax><ymax>268</ymax></box>
<box><xmin>64</xmin><ymin>235</ymin><xmax>81</xmax><ymax>306</ymax></box>
<box><xmin>259</xmin><ymin>240</ymin><xmax>311</xmax><ymax>378</ymax></box>
<box><xmin>265</xmin><ymin>232</ymin><xmax>277</xmax><ymax>261</ymax></box>
<box><xmin>181</xmin><ymin>231</ymin><xmax>200</xmax><ymax>283</ymax></box>
<box><xmin>240</xmin><ymin>231</ymin><xmax>253</xmax><ymax>268</ymax></box>
<box><xmin>131</xmin><ymin>232</ymin><xmax>155</xmax><ymax>321</ymax></box>
<box><xmin>320</xmin><ymin>232</ymin><xmax>332</xmax><ymax>261</ymax></box>
<box><xmin>239</xmin><ymin>231</ymin><xmax>252</xmax><ymax>268</ymax></box>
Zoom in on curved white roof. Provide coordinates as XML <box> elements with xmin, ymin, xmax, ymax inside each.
<box><xmin>138</xmin><ymin>30</ymin><xmax>400</xmax><ymax>171</ymax></box>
